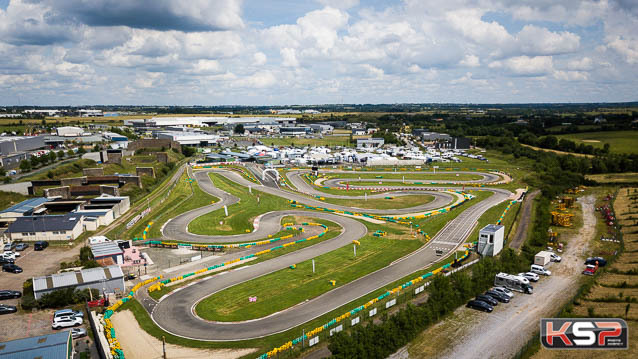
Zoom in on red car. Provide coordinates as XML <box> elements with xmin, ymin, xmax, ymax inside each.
<box><xmin>582</xmin><ymin>264</ymin><xmax>597</xmax><ymax>275</ymax></box>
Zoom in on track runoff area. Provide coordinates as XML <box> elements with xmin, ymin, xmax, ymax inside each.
<box><xmin>107</xmin><ymin>165</ymin><xmax>515</xmax><ymax>358</ymax></box>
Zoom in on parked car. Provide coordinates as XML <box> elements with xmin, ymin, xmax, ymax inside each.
<box><xmin>0</xmin><ymin>256</ymin><xmax>14</xmax><ymax>265</ymax></box>
<box><xmin>530</xmin><ymin>264</ymin><xmax>552</xmax><ymax>276</ymax></box>
<box><xmin>2</xmin><ymin>251</ymin><xmax>20</xmax><ymax>259</ymax></box>
<box><xmin>475</xmin><ymin>294</ymin><xmax>498</xmax><ymax>306</ymax></box>
<box><xmin>0</xmin><ymin>304</ymin><xmax>17</xmax><ymax>315</ymax></box>
<box><xmin>52</xmin><ymin>316</ymin><xmax>83</xmax><ymax>329</ymax></box>
<box><xmin>34</xmin><ymin>241</ymin><xmax>49</xmax><ymax>251</ymax></box>
<box><xmin>15</xmin><ymin>243</ymin><xmax>29</xmax><ymax>251</ymax></box>
<box><xmin>485</xmin><ymin>290</ymin><xmax>510</xmax><ymax>303</ymax></box>
<box><xmin>467</xmin><ymin>300</ymin><xmax>493</xmax><ymax>312</ymax></box>
<box><xmin>549</xmin><ymin>253</ymin><xmax>562</xmax><ymax>262</ymax></box>
<box><xmin>492</xmin><ymin>286</ymin><xmax>515</xmax><ymax>298</ymax></box>
<box><xmin>71</xmin><ymin>327</ymin><xmax>87</xmax><ymax>339</ymax></box>
<box><xmin>3</xmin><ymin>242</ymin><xmax>15</xmax><ymax>251</ymax></box>
<box><xmin>2</xmin><ymin>263</ymin><xmax>22</xmax><ymax>273</ymax></box>
<box><xmin>518</xmin><ymin>272</ymin><xmax>540</xmax><ymax>282</ymax></box>
<box><xmin>54</xmin><ymin>309</ymin><xmax>84</xmax><ymax>319</ymax></box>
<box><xmin>0</xmin><ymin>290</ymin><xmax>22</xmax><ymax>300</ymax></box>
<box><xmin>583</xmin><ymin>264</ymin><xmax>597</xmax><ymax>276</ymax></box>
<box><xmin>585</xmin><ymin>257</ymin><xmax>607</xmax><ymax>267</ymax></box>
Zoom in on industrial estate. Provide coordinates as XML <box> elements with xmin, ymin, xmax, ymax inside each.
<box><xmin>0</xmin><ymin>104</ymin><xmax>636</xmax><ymax>359</ymax></box>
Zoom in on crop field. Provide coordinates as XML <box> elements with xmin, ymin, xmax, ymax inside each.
<box><xmin>587</xmin><ymin>172</ymin><xmax>638</xmax><ymax>184</ymax></box>
<box><xmin>556</xmin><ymin>131</ymin><xmax>638</xmax><ymax>154</ymax></box>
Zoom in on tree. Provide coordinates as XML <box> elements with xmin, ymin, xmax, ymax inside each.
<box><xmin>57</xmin><ymin>150</ymin><xmax>65</xmax><ymax>159</ymax></box>
<box><xmin>19</xmin><ymin>160</ymin><xmax>31</xmax><ymax>172</ymax></box>
<box><xmin>30</xmin><ymin>155</ymin><xmax>40</xmax><ymax>168</ymax></box>
<box><xmin>67</xmin><ymin>149</ymin><xmax>75</xmax><ymax>157</ymax></box>
<box><xmin>77</xmin><ymin>147</ymin><xmax>86</xmax><ymax>155</ymax></box>
<box><xmin>0</xmin><ymin>167</ymin><xmax>5</xmax><ymax>177</ymax></box>
<box><xmin>182</xmin><ymin>146</ymin><xmax>196</xmax><ymax>157</ymax></box>
<box><xmin>234</xmin><ymin>124</ymin><xmax>245</xmax><ymax>134</ymax></box>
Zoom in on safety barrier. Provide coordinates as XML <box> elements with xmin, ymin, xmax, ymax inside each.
<box><xmin>496</xmin><ymin>200</ymin><xmax>518</xmax><ymax>225</ymax></box>
<box><xmin>256</xmin><ymin>243</ymin><xmax>476</xmax><ymax>358</ymax></box>
<box><xmin>148</xmin><ymin>223</ymin><xmax>330</xmax><ymax>293</ymax></box>
<box><xmin>102</xmin><ymin>276</ymin><xmax>163</xmax><ymax>359</ymax></box>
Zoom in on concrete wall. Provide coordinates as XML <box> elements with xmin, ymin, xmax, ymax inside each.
<box><xmin>155</xmin><ymin>152</ymin><xmax>169</xmax><ymax>163</ymax></box>
<box><xmin>61</xmin><ymin>177</ymin><xmax>86</xmax><ymax>187</ymax></box>
<box><xmin>136</xmin><ymin>167</ymin><xmax>155</xmax><ymax>178</ymax></box>
<box><xmin>106</xmin><ymin>152</ymin><xmax>122</xmax><ymax>164</ymax></box>
<box><xmin>119</xmin><ymin>176</ymin><xmax>142</xmax><ymax>188</ymax></box>
<box><xmin>83</xmin><ymin>168</ymin><xmax>104</xmax><ymax>177</ymax></box>
<box><xmin>44</xmin><ymin>186</ymin><xmax>71</xmax><ymax>199</ymax></box>
<box><xmin>127</xmin><ymin>138</ymin><xmax>180</xmax><ymax>152</ymax></box>
<box><xmin>100</xmin><ymin>185</ymin><xmax>119</xmax><ymax>196</ymax></box>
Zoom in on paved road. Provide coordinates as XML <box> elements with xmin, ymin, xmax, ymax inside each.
<box><xmin>161</xmin><ymin>170</ymin><xmax>457</xmax><ymax>242</ymax></box>
<box><xmin>150</xmin><ymin>167</ymin><xmax>511</xmax><ymax>341</ymax></box>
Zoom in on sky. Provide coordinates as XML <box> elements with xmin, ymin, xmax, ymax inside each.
<box><xmin>1</xmin><ymin>0</ymin><xmax>637</xmax><ymax>106</ymax></box>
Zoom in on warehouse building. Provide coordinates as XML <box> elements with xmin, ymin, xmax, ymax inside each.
<box><xmin>356</xmin><ymin>138</ymin><xmax>385</xmax><ymax>149</ymax></box>
<box><xmin>157</xmin><ymin>131</ymin><xmax>220</xmax><ymax>146</ymax></box>
<box><xmin>0</xmin><ymin>136</ymin><xmax>46</xmax><ymax>169</ymax></box>
<box><xmin>32</xmin><ymin>265</ymin><xmax>125</xmax><ymax>300</ymax></box>
<box><xmin>0</xmin><ymin>197</ymin><xmax>49</xmax><ymax>218</ymax></box>
<box><xmin>3</xmin><ymin>214</ymin><xmax>84</xmax><ymax>242</ymax></box>
<box><xmin>0</xmin><ymin>330</ymin><xmax>73</xmax><ymax>359</ymax></box>
<box><xmin>56</xmin><ymin>126</ymin><xmax>85</xmax><ymax>137</ymax></box>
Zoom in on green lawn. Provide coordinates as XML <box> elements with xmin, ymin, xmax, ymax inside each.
<box><xmin>467</xmin><ymin>197</ymin><xmax>521</xmax><ymax>244</ymax></box>
<box><xmin>320</xmin><ymin>194</ymin><xmax>434</xmax><ymax>210</ymax></box>
<box><xmin>324</xmin><ymin>172</ymin><xmax>483</xmax><ymax>181</ymax></box>
<box><xmin>148</xmin><ymin>216</ymin><xmax>342</xmax><ymax>301</ymax></box>
<box><xmin>114</xmin><ymin>171</ymin><xmax>218</xmax><ymax>240</ymax></box>
<box><xmin>0</xmin><ymin>190</ymin><xmax>30</xmax><ymax>211</ymax></box>
<box><xmin>556</xmin><ymin>131</ymin><xmax>638</xmax><ymax>154</ymax></box>
<box><xmin>195</xmin><ymin>235</ymin><xmax>423</xmax><ymax>322</ymax></box>
<box><xmin>188</xmin><ymin>173</ymin><xmax>291</xmax><ymax>235</ymax></box>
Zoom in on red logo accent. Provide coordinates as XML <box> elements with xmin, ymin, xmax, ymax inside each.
<box><xmin>596</xmin><ymin>321</ymin><xmax>622</xmax><ymax>346</ymax></box>
<box><xmin>545</xmin><ymin>322</ymin><xmax>572</xmax><ymax>346</ymax></box>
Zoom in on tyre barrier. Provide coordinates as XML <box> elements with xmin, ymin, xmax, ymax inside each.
<box><xmin>288</xmin><ymin>190</ymin><xmax>472</xmax><ymax>223</ymax></box>
<box><xmin>496</xmin><ymin>200</ymin><xmax>518</xmax><ymax>225</ymax></box>
<box><xmin>147</xmin><ymin>223</ymin><xmax>330</xmax><ymax>293</ymax></box>
<box><xmin>102</xmin><ymin>275</ymin><xmax>163</xmax><ymax>359</ymax></box>
<box><xmin>256</xmin><ymin>244</ymin><xmax>476</xmax><ymax>359</ymax></box>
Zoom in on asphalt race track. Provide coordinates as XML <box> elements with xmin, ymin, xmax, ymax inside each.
<box><xmin>150</xmin><ymin>166</ymin><xmax>511</xmax><ymax>341</ymax></box>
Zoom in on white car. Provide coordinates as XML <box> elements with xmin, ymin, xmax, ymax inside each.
<box><xmin>549</xmin><ymin>253</ymin><xmax>562</xmax><ymax>262</ymax></box>
<box><xmin>530</xmin><ymin>264</ymin><xmax>552</xmax><ymax>276</ymax></box>
<box><xmin>492</xmin><ymin>286</ymin><xmax>514</xmax><ymax>298</ymax></box>
<box><xmin>518</xmin><ymin>272</ymin><xmax>540</xmax><ymax>282</ymax></box>
<box><xmin>52</xmin><ymin>316</ymin><xmax>83</xmax><ymax>329</ymax></box>
<box><xmin>2</xmin><ymin>251</ymin><xmax>20</xmax><ymax>259</ymax></box>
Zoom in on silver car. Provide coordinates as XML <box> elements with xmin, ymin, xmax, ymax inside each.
<box><xmin>71</xmin><ymin>327</ymin><xmax>87</xmax><ymax>339</ymax></box>
<box><xmin>492</xmin><ymin>286</ymin><xmax>514</xmax><ymax>298</ymax></box>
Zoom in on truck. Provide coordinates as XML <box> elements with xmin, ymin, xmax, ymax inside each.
<box><xmin>495</xmin><ymin>272</ymin><xmax>533</xmax><ymax>294</ymax></box>
<box><xmin>534</xmin><ymin>251</ymin><xmax>552</xmax><ymax>267</ymax></box>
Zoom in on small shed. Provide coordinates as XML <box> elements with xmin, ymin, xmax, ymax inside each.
<box><xmin>32</xmin><ymin>265</ymin><xmax>125</xmax><ymax>300</ymax></box>
<box><xmin>477</xmin><ymin>224</ymin><xmax>504</xmax><ymax>257</ymax></box>
<box><xmin>91</xmin><ymin>241</ymin><xmax>124</xmax><ymax>265</ymax></box>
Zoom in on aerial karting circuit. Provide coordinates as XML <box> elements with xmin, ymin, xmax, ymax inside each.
<box><xmin>148</xmin><ymin>165</ymin><xmax>512</xmax><ymax>341</ymax></box>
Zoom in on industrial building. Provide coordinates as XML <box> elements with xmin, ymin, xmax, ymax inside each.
<box><xmin>3</xmin><ymin>214</ymin><xmax>84</xmax><ymax>242</ymax></box>
<box><xmin>356</xmin><ymin>138</ymin><xmax>385</xmax><ymax>149</ymax></box>
<box><xmin>279</xmin><ymin>126</ymin><xmax>311</xmax><ymax>136</ymax></box>
<box><xmin>0</xmin><ymin>330</ymin><xmax>73</xmax><ymax>359</ymax></box>
<box><xmin>157</xmin><ymin>131</ymin><xmax>220</xmax><ymax>146</ymax></box>
<box><xmin>127</xmin><ymin>116</ymin><xmax>296</xmax><ymax>129</ymax></box>
<box><xmin>0</xmin><ymin>136</ymin><xmax>46</xmax><ymax>169</ymax></box>
<box><xmin>0</xmin><ymin>197</ymin><xmax>49</xmax><ymax>218</ymax></box>
<box><xmin>309</xmin><ymin>124</ymin><xmax>334</xmax><ymax>134</ymax></box>
<box><xmin>32</xmin><ymin>265</ymin><xmax>125</xmax><ymax>300</ymax></box>
<box><xmin>435</xmin><ymin>137</ymin><xmax>471</xmax><ymax>150</ymax></box>
<box><xmin>419</xmin><ymin>132</ymin><xmax>452</xmax><ymax>141</ymax></box>
<box><xmin>56</xmin><ymin>126</ymin><xmax>86</xmax><ymax>137</ymax></box>
<box><xmin>477</xmin><ymin>224</ymin><xmax>505</xmax><ymax>256</ymax></box>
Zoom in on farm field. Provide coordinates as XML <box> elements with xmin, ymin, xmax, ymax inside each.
<box><xmin>586</xmin><ymin>172</ymin><xmax>638</xmax><ymax>183</ymax></box>
<box><xmin>556</xmin><ymin>131</ymin><xmax>638</xmax><ymax>154</ymax></box>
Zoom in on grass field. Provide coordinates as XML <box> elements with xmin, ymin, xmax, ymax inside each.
<box><xmin>195</xmin><ymin>235</ymin><xmax>423</xmax><ymax>322</ymax></box>
<box><xmin>586</xmin><ymin>173</ymin><xmax>638</xmax><ymax>183</ymax></box>
<box><xmin>556</xmin><ymin>131</ymin><xmax>638</xmax><ymax>154</ymax></box>
<box><xmin>0</xmin><ymin>190</ymin><xmax>30</xmax><ymax>211</ymax></box>
<box><xmin>320</xmin><ymin>194</ymin><xmax>434</xmax><ymax>210</ymax></box>
<box><xmin>121</xmin><ymin>172</ymin><xmax>218</xmax><ymax>240</ymax></box>
<box><xmin>188</xmin><ymin>173</ymin><xmax>290</xmax><ymax>235</ymax></box>
<box><xmin>467</xmin><ymin>197</ymin><xmax>520</xmax><ymax>244</ymax></box>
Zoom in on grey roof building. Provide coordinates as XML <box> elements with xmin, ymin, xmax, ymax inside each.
<box><xmin>4</xmin><ymin>214</ymin><xmax>84</xmax><ymax>242</ymax></box>
<box><xmin>0</xmin><ymin>330</ymin><xmax>73</xmax><ymax>359</ymax></box>
<box><xmin>32</xmin><ymin>264</ymin><xmax>125</xmax><ymax>300</ymax></box>
<box><xmin>91</xmin><ymin>241</ymin><xmax>124</xmax><ymax>265</ymax></box>
<box><xmin>0</xmin><ymin>197</ymin><xmax>49</xmax><ymax>218</ymax></box>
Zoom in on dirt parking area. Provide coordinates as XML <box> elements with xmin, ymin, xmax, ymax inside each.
<box><xmin>1</xmin><ymin>245</ymin><xmax>81</xmax><ymax>294</ymax></box>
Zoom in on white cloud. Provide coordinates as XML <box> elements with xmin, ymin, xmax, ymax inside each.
<box><xmin>280</xmin><ymin>48</ymin><xmax>299</xmax><ymax>67</ymax></box>
<box><xmin>567</xmin><ymin>57</ymin><xmax>594</xmax><ymax>71</ymax></box>
<box><xmin>489</xmin><ymin>56</ymin><xmax>554</xmax><ymax>76</ymax></box>
<box><xmin>460</xmin><ymin>54</ymin><xmax>480</xmax><ymax>67</ymax></box>
<box><xmin>253</xmin><ymin>52</ymin><xmax>267</xmax><ymax>66</ymax></box>
<box><xmin>607</xmin><ymin>37</ymin><xmax>638</xmax><ymax>64</ymax></box>
<box><xmin>516</xmin><ymin>25</ymin><xmax>580</xmax><ymax>56</ymax></box>
<box><xmin>316</xmin><ymin>0</ymin><xmax>359</xmax><ymax>9</ymax></box>
<box><xmin>235</xmin><ymin>70</ymin><xmax>277</xmax><ymax>88</ymax></box>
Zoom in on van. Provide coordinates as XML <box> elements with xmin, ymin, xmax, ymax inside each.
<box><xmin>530</xmin><ymin>264</ymin><xmax>551</xmax><ymax>276</ymax></box>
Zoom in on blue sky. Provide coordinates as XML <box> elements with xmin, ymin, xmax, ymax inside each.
<box><xmin>0</xmin><ymin>0</ymin><xmax>637</xmax><ymax>105</ymax></box>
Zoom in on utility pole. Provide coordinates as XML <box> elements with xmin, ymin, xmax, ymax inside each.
<box><xmin>353</xmin><ymin>244</ymin><xmax>356</xmax><ymax>257</ymax></box>
<box><xmin>312</xmin><ymin>259</ymin><xmax>315</xmax><ymax>273</ymax></box>
<box><xmin>162</xmin><ymin>336</ymin><xmax>166</xmax><ymax>359</ymax></box>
